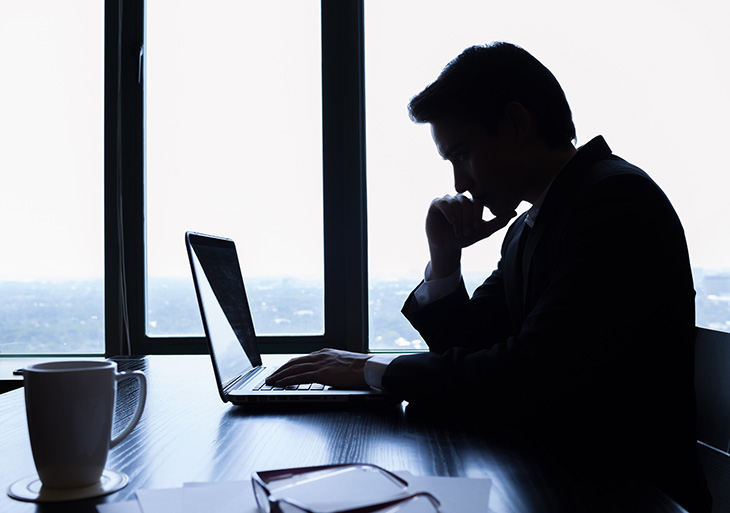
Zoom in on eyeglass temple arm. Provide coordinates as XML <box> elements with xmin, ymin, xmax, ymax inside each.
<box><xmin>332</xmin><ymin>492</ymin><xmax>442</xmax><ymax>513</ymax></box>
<box><xmin>255</xmin><ymin>463</ymin><xmax>408</xmax><ymax>488</ymax></box>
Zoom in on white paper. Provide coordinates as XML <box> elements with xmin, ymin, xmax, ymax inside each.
<box><xmin>96</xmin><ymin>500</ymin><xmax>143</xmax><ymax>513</ymax></box>
<box><xmin>135</xmin><ymin>487</ymin><xmax>184</xmax><ymax>513</ymax></box>
<box><xmin>183</xmin><ymin>481</ymin><xmax>258</xmax><ymax>513</ymax></box>
<box><xmin>396</xmin><ymin>472</ymin><xmax>492</xmax><ymax>513</ymax></box>
<box><xmin>99</xmin><ymin>471</ymin><xmax>491</xmax><ymax>513</ymax></box>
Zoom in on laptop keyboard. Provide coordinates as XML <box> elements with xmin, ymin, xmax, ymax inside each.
<box><xmin>252</xmin><ymin>380</ymin><xmax>327</xmax><ymax>392</ymax></box>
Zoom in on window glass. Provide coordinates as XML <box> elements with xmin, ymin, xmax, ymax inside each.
<box><xmin>0</xmin><ymin>1</ymin><xmax>104</xmax><ymax>354</ymax></box>
<box><xmin>146</xmin><ymin>0</ymin><xmax>323</xmax><ymax>337</ymax></box>
<box><xmin>365</xmin><ymin>0</ymin><xmax>730</xmax><ymax>350</ymax></box>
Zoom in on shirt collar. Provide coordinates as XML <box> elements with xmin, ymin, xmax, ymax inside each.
<box><xmin>525</xmin><ymin>171</ymin><xmax>558</xmax><ymax>227</ymax></box>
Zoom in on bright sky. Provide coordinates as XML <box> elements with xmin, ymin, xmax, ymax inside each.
<box><xmin>0</xmin><ymin>0</ymin><xmax>728</xmax><ymax>282</ymax></box>
<box><xmin>365</xmin><ymin>0</ymin><xmax>730</xmax><ymax>281</ymax></box>
<box><xmin>0</xmin><ymin>0</ymin><xmax>103</xmax><ymax>281</ymax></box>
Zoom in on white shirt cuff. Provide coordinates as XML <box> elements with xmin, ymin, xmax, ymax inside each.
<box><xmin>364</xmin><ymin>354</ymin><xmax>400</xmax><ymax>391</ymax></box>
<box><xmin>414</xmin><ymin>262</ymin><xmax>461</xmax><ymax>307</ymax></box>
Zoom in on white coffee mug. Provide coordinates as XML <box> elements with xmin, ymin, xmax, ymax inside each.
<box><xmin>23</xmin><ymin>360</ymin><xmax>146</xmax><ymax>489</ymax></box>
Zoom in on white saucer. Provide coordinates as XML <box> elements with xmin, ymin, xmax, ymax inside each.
<box><xmin>7</xmin><ymin>469</ymin><xmax>129</xmax><ymax>503</ymax></box>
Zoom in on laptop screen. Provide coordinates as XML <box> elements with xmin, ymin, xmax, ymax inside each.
<box><xmin>187</xmin><ymin>233</ymin><xmax>262</xmax><ymax>387</ymax></box>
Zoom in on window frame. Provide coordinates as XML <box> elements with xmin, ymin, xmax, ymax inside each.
<box><xmin>2</xmin><ymin>0</ymin><xmax>724</xmax><ymax>359</ymax></box>
<box><xmin>104</xmin><ymin>0</ymin><xmax>368</xmax><ymax>356</ymax></box>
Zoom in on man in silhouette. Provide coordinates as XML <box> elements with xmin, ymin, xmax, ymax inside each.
<box><xmin>268</xmin><ymin>42</ymin><xmax>710</xmax><ymax>512</ymax></box>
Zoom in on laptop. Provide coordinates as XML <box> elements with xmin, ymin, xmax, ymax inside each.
<box><xmin>185</xmin><ymin>231</ymin><xmax>390</xmax><ymax>405</ymax></box>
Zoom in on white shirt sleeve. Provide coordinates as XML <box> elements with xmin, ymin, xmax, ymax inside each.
<box><xmin>364</xmin><ymin>354</ymin><xmax>400</xmax><ymax>391</ymax></box>
<box><xmin>364</xmin><ymin>263</ymin><xmax>461</xmax><ymax>391</ymax></box>
<box><xmin>413</xmin><ymin>262</ymin><xmax>462</xmax><ymax>307</ymax></box>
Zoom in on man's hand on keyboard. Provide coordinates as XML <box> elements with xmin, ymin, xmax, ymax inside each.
<box><xmin>266</xmin><ymin>348</ymin><xmax>371</xmax><ymax>389</ymax></box>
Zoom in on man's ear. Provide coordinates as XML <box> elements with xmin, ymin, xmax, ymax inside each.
<box><xmin>503</xmin><ymin>102</ymin><xmax>532</xmax><ymax>142</ymax></box>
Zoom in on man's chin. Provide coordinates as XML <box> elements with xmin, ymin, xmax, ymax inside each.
<box><xmin>487</xmin><ymin>204</ymin><xmax>520</xmax><ymax>217</ymax></box>
<box><xmin>475</xmin><ymin>195</ymin><xmax>519</xmax><ymax>217</ymax></box>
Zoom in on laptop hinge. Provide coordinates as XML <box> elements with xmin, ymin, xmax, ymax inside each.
<box><xmin>224</xmin><ymin>366</ymin><xmax>265</xmax><ymax>393</ymax></box>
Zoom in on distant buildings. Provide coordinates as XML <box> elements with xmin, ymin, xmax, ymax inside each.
<box><xmin>703</xmin><ymin>274</ymin><xmax>730</xmax><ymax>299</ymax></box>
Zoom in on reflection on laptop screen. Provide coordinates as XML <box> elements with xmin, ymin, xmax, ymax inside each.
<box><xmin>189</xmin><ymin>237</ymin><xmax>261</xmax><ymax>386</ymax></box>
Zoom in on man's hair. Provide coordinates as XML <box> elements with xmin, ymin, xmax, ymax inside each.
<box><xmin>408</xmin><ymin>42</ymin><xmax>576</xmax><ymax>149</ymax></box>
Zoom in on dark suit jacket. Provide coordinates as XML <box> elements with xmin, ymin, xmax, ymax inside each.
<box><xmin>386</xmin><ymin>136</ymin><xmax>710</xmax><ymax>511</ymax></box>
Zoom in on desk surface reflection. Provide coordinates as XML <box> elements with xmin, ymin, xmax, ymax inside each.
<box><xmin>0</xmin><ymin>355</ymin><xmax>686</xmax><ymax>513</ymax></box>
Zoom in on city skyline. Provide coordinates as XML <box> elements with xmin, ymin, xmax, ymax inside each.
<box><xmin>1</xmin><ymin>268</ymin><xmax>729</xmax><ymax>354</ymax></box>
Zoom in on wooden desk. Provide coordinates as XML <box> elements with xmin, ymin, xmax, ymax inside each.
<box><xmin>0</xmin><ymin>355</ymin><xmax>685</xmax><ymax>513</ymax></box>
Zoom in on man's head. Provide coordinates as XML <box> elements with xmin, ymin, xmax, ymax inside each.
<box><xmin>409</xmin><ymin>42</ymin><xmax>577</xmax><ymax>215</ymax></box>
<box><xmin>408</xmin><ymin>42</ymin><xmax>575</xmax><ymax>149</ymax></box>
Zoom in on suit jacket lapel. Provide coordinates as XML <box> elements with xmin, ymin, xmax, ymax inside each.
<box><xmin>521</xmin><ymin>223</ymin><xmax>536</xmax><ymax>313</ymax></box>
<box><xmin>516</xmin><ymin>136</ymin><xmax>614</xmax><ymax>319</ymax></box>
<box><xmin>504</xmin><ymin>215</ymin><xmax>530</xmax><ymax>330</ymax></box>
<box><xmin>502</xmin><ymin>137</ymin><xmax>614</xmax><ymax>331</ymax></box>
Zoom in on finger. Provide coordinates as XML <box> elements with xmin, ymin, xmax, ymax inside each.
<box><xmin>459</xmin><ymin>195</ymin><xmax>483</xmax><ymax>239</ymax></box>
<box><xmin>266</xmin><ymin>348</ymin><xmax>337</xmax><ymax>383</ymax></box>
<box><xmin>270</xmin><ymin>348</ymin><xmax>331</xmax><ymax>372</ymax></box>
<box><xmin>471</xmin><ymin>197</ymin><xmax>486</xmax><ymax>227</ymax></box>
<box><xmin>430</xmin><ymin>196</ymin><xmax>457</xmax><ymax>227</ymax></box>
<box><xmin>266</xmin><ymin>356</ymin><xmax>305</xmax><ymax>378</ymax></box>
<box><xmin>433</xmin><ymin>195</ymin><xmax>473</xmax><ymax>238</ymax></box>
<box><xmin>266</xmin><ymin>363</ymin><xmax>317</xmax><ymax>385</ymax></box>
<box><xmin>451</xmin><ymin>195</ymin><xmax>468</xmax><ymax>238</ymax></box>
<box><xmin>266</xmin><ymin>358</ymin><xmax>317</xmax><ymax>382</ymax></box>
<box><xmin>473</xmin><ymin>212</ymin><xmax>517</xmax><ymax>241</ymax></box>
<box><xmin>268</xmin><ymin>370</ymin><xmax>321</xmax><ymax>386</ymax></box>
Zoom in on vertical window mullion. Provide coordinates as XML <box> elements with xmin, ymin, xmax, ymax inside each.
<box><xmin>321</xmin><ymin>0</ymin><xmax>368</xmax><ymax>353</ymax></box>
<box><xmin>106</xmin><ymin>0</ymin><xmax>150</xmax><ymax>355</ymax></box>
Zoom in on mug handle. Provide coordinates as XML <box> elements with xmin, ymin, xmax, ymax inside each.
<box><xmin>110</xmin><ymin>371</ymin><xmax>147</xmax><ymax>448</ymax></box>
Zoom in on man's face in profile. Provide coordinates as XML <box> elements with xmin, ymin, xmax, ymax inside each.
<box><xmin>431</xmin><ymin>117</ymin><xmax>524</xmax><ymax>216</ymax></box>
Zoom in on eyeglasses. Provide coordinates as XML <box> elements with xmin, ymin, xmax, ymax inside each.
<box><xmin>252</xmin><ymin>464</ymin><xmax>441</xmax><ymax>513</ymax></box>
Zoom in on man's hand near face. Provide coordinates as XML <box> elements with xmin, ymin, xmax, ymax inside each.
<box><xmin>266</xmin><ymin>195</ymin><xmax>515</xmax><ymax>389</ymax></box>
<box><xmin>426</xmin><ymin>194</ymin><xmax>516</xmax><ymax>279</ymax></box>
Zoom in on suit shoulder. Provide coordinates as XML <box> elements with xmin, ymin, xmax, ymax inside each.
<box><xmin>577</xmin><ymin>156</ymin><xmax>670</xmax><ymax>205</ymax></box>
<box><xmin>542</xmin><ymin>152</ymin><xmax>680</xmax><ymax>232</ymax></box>
<box><xmin>585</xmin><ymin>155</ymin><xmax>650</xmax><ymax>183</ymax></box>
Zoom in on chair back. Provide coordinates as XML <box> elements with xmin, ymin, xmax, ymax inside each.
<box><xmin>695</xmin><ymin>327</ymin><xmax>730</xmax><ymax>513</ymax></box>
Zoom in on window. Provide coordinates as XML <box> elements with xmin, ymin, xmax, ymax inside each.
<box><xmin>110</xmin><ymin>0</ymin><xmax>366</xmax><ymax>355</ymax></box>
<box><xmin>146</xmin><ymin>0</ymin><xmax>324</xmax><ymax>338</ymax></box>
<box><xmin>0</xmin><ymin>0</ymin><xmax>104</xmax><ymax>355</ymax></box>
<box><xmin>365</xmin><ymin>0</ymin><xmax>730</xmax><ymax>349</ymax></box>
<box><xmin>3</xmin><ymin>0</ymin><xmax>726</xmax><ymax>358</ymax></box>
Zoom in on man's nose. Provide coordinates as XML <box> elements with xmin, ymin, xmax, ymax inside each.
<box><xmin>453</xmin><ymin>166</ymin><xmax>471</xmax><ymax>194</ymax></box>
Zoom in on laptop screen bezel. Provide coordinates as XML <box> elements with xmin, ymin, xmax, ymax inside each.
<box><xmin>185</xmin><ymin>231</ymin><xmax>263</xmax><ymax>398</ymax></box>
